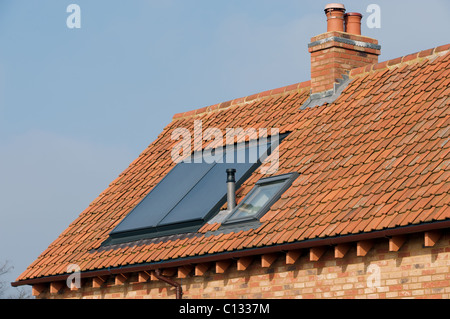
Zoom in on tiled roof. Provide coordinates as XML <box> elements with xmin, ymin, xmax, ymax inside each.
<box><xmin>15</xmin><ymin>44</ymin><xmax>450</xmax><ymax>284</ymax></box>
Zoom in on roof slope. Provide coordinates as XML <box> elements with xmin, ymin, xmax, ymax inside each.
<box><xmin>15</xmin><ymin>44</ymin><xmax>450</xmax><ymax>284</ymax></box>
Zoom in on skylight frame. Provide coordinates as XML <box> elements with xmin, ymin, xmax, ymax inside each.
<box><xmin>222</xmin><ymin>172</ymin><xmax>299</xmax><ymax>225</ymax></box>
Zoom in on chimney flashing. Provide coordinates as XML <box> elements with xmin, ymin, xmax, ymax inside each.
<box><xmin>308</xmin><ymin>35</ymin><xmax>382</xmax><ymax>51</ymax></box>
<box><xmin>301</xmin><ymin>74</ymin><xmax>351</xmax><ymax>109</ymax></box>
<box><xmin>310</xmin><ymin>31</ymin><xmax>380</xmax><ymax>46</ymax></box>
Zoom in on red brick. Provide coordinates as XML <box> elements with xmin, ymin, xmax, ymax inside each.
<box><xmin>389</xmin><ymin>284</ymin><xmax>404</xmax><ymax>291</ymax></box>
<box><xmin>422</xmin><ymin>280</ymin><xmax>450</xmax><ymax>289</ymax></box>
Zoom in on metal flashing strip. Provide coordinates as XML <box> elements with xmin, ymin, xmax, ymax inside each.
<box><xmin>301</xmin><ymin>75</ymin><xmax>352</xmax><ymax>109</ymax></box>
<box><xmin>205</xmin><ymin>220</ymin><xmax>262</xmax><ymax>238</ymax></box>
<box><xmin>99</xmin><ymin>230</ymin><xmax>203</xmax><ymax>250</ymax></box>
<box><xmin>308</xmin><ymin>36</ymin><xmax>381</xmax><ymax>51</ymax></box>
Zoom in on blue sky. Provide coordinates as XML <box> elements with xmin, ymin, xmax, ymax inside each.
<box><xmin>0</xmin><ymin>0</ymin><xmax>449</xmax><ymax>297</ymax></box>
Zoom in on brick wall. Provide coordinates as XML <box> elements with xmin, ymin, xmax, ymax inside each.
<box><xmin>37</xmin><ymin>231</ymin><xmax>450</xmax><ymax>299</ymax></box>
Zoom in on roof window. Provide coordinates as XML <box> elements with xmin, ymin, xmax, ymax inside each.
<box><xmin>222</xmin><ymin>173</ymin><xmax>298</xmax><ymax>225</ymax></box>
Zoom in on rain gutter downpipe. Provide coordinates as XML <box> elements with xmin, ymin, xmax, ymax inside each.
<box><xmin>154</xmin><ymin>269</ymin><xmax>183</xmax><ymax>299</ymax></box>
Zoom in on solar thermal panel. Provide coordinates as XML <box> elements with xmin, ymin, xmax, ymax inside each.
<box><xmin>108</xmin><ymin>137</ymin><xmax>279</xmax><ymax>243</ymax></box>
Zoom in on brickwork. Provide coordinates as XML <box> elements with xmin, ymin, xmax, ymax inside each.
<box><xmin>37</xmin><ymin>231</ymin><xmax>450</xmax><ymax>299</ymax></box>
<box><xmin>309</xmin><ymin>31</ymin><xmax>380</xmax><ymax>94</ymax></box>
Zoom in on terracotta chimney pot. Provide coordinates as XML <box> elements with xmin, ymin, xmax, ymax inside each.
<box><xmin>345</xmin><ymin>12</ymin><xmax>363</xmax><ymax>35</ymax></box>
<box><xmin>325</xmin><ymin>3</ymin><xmax>346</xmax><ymax>32</ymax></box>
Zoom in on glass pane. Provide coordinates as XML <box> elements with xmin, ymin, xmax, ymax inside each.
<box><xmin>110</xmin><ymin>159</ymin><xmax>214</xmax><ymax>235</ymax></box>
<box><xmin>158</xmin><ymin>144</ymin><xmax>262</xmax><ymax>226</ymax></box>
<box><xmin>229</xmin><ymin>180</ymin><xmax>285</xmax><ymax>221</ymax></box>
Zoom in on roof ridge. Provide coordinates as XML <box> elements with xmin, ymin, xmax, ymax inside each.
<box><xmin>172</xmin><ymin>44</ymin><xmax>449</xmax><ymax>121</ymax></box>
<box><xmin>172</xmin><ymin>80</ymin><xmax>311</xmax><ymax>120</ymax></box>
<box><xmin>349</xmin><ymin>43</ymin><xmax>450</xmax><ymax>78</ymax></box>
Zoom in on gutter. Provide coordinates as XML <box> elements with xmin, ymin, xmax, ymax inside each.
<box><xmin>11</xmin><ymin>220</ymin><xmax>450</xmax><ymax>288</ymax></box>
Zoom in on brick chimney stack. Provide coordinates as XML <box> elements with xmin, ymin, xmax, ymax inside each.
<box><xmin>309</xmin><ymin>3</ymin><xmax>381</xmax><ymax>96</ymax></box>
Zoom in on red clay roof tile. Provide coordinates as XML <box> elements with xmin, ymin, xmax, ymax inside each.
<box><xmin>14</xmin><ymin>45</ymin><xmax>450</xmax><ymax>284</ymax></box>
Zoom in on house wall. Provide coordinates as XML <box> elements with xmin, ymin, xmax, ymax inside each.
<box><xmin>37</xmin><ymin>231</ymin><xmax>450</xmax><ymax>299</ymax></box>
